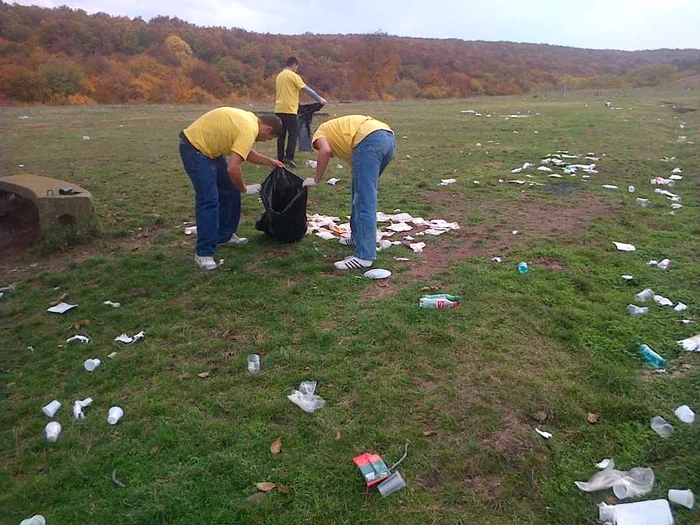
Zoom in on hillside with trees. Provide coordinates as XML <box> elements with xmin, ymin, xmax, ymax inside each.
<box><xmin>1</xmin><ymin>2</ymin><xmax>699</xmax><ymax>105</ymax></box>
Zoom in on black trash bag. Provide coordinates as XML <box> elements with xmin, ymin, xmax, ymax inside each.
<box><xmin>297</xmin><ymin>102</ymin><xmax>325</xmax><ymax>152</ymax></box>
<box><xmin>255</xmin><ymin>167</ymin><xmax>308</xmax><ymax>243</ymax></box>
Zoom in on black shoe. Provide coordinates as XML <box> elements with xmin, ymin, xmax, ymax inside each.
<box><xmin>283</xmin><ymin>158</ymin><xmax>297</xmax><ymax>168</ymax></box>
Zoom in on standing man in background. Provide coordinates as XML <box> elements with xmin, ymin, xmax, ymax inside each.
<box><xmin>275</xmin><ymin>57</ymin><xmax>326</xmax><ymax>168</ymax></box>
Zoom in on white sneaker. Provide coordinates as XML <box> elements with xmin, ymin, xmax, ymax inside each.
<box><xmin>339</xmin><ymin>237</ymin><xmax>355</xmax><ymax>246</ymax></box>
<box><xmin>219</xmin><ymin>234</ymin><xmax>248</xmax><ymax>246</ymax></box>
<box><xmin>334</xmin><ymin>256</ymin><xmax>372</xmax><ymax>270</ymax></box>
<box><xmin>194</xmin><ymin>255</ymin><xmax>218</xmax><ymax>270</ymax></box>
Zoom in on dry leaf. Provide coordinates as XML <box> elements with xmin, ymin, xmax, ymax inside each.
<box><xmin>277</xmin><ymin>484</ymin><xmax>291</xmax><ymax>494</ymax></box>
<box><xmin>51</xmin><ymin>292</ymin><xmax>68</xmax><ymax>305</ymax></box>
<box><xmin>587</xmin><ymin>412</ymin><xmax>599</xmax><ymax>424</ymax></box>
<box><xmin>423</xmin><ymin>429</ymin><xmax>438</xmax><ymax>436</ymax></box>
<box><xmin>537</xmin><ymin>411</ymin><xmax>548</xmax><ymax>422</ymax></box>
<box><xmin>377</xmin><ymin>280</ymin><xmax>388</xmax><ymax>288</ymax></box>
<box><xmin>151</xmin><ymin>445</ymin><xmax>160</xmax><ymax>454</ymax></box>
<box><xmin>334</xmin><ymin>429</ymin><xmax>341</xmax><ymax>441</ymax></box>
<box><xmin>270</xmin><ymin>438</ymin><xmax>282</xmax><ymax>455</ymax></box>
<box><xmin>197</xmin><ymin>371</ymin><xmax>210</xmax><ymax>378</ymax></box>
<box><xmin>245</xmin><ymin>492</ymin><xmax>267</xmax><ymax>503</ymax></box>
<box><xmin>178</xmin><ymin>373</ymin><xmax>190</xmax><ymax>380</ymax></box>
<box><xmin>256</xmin><ymin>482</ymin><xmax>276</xmax><ymax>492</ymax></box>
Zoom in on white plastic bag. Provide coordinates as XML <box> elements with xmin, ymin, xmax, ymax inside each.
<box><xmin>287</xmin><ymin>380</ymin><xmax>326</xmax><ymax>413</ymax></box>
<box><xmin>575</xmin><ymin>460</ymin><xmax>654</xmax><ymax>499</ymax></box>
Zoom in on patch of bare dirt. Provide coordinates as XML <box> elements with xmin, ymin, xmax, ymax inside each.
<box><xmin>480</xmin><ymin>409</ymin><xmax>534</xmax><ymax>457</ymax></box>
<box><xmin>530</xmin><ymin>255</ymin><xmax>567</xmax><ymax>270</ymax></box>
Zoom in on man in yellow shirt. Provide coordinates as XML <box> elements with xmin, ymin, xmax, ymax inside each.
<box><xmin>305</xmin><ymin>115</ymin><xmax>396</xmax><ymax>270</ymax></box>
<box><xmin>180</xmin><ymin>107</ymin><xmax>284</xmax><ymax>270</ymax></box>
<box><xmin>275</xmin><ymin>57</ymin><xmax>326</xmax><ymax>168</ymax></box>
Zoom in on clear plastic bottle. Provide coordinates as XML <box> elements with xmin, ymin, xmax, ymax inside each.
<box><xmin>637</xmin><ymin>344</ymin><xmax>666</xmax><ymax>369</ymax></box>
<box><xmin>419</xmin><ymin>297</ymin><xmax>458</xmax><ymax>308</ymax></box>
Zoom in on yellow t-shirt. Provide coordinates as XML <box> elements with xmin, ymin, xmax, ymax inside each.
<box><xmin>312</xmin><ymin>116</ymin><xmax>393</xmax><ymax>163</ymax></box>
<box><xmin>275</xmin><ymin>69</ymin><xmax>306</xmax><ymax>114</ymax></box>
<box><xmin>183</xmin><ymin>107</ymin><xmax>259</xmax><ymax>160</ymax></box>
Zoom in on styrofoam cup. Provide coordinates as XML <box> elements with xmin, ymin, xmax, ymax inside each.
<box><xmin>107</xmin><ymin>406</ymin><xmax>124</xmax><ymax>425</ymax></box>
<box><xmin>84</xmin><ymin>358</ymin><xmax>101</xmax><ymax>372</ymax></box>
<box><xmin>42</xmin><ymin>400</ymin><xmax>61</xmax><ymax>418</ymax></box>
<box><xmin>668</xmin><ymin>489</ymin><xmax>695</xmax><ymax>509</ymax></box>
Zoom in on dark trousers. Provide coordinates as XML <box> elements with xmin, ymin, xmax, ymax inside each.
<box><xmin>276</xmin><ymin>113</ymin><xmax>298</xmax><ymax>161</ymax></box>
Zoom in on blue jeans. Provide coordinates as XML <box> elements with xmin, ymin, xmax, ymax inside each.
<box><xmin>350</xmin><ymin>130</ymin><xmax>396</xmax><ymax>260</ymax></box>
<box><xmin>179</xmin><ymin>141</ymin><xmax>241</xmax><ymax>256</ymax></box>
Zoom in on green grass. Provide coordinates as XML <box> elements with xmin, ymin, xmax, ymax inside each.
<box><xmin>1</xmin><ymin>88</ymin><xmax>699</xmax><ymax>524</ymax></box>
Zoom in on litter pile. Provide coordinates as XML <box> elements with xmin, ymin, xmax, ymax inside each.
<box><xmin>506</xmin><ymin>151</ymin><xmax>602</xmax><ymax>187</ymax></box>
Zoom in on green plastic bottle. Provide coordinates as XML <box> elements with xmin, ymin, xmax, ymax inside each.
<box><xmin>637</xmin><ymin>343</ymin><xmax>666</xmax><ymax>369</ymax></box>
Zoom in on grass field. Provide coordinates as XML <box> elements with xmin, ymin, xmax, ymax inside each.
<box><xmin>1</xmin><ymin>88</ymin><xmax>699</xmax><ymax>524</ymax></box>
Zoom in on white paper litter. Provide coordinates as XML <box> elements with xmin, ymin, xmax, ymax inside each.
<box><xmin>598</xmin><ymin>500</ymin><xmax>673</xmax><ymax>525</ymax></box>
<box><xmin>315</xmin><ymin>231</ymin><xmax>337</xmax><ymax>240</ymax></box>
<box><xmin>103</xmin><ymin>300</ymin><xmax>121</xmax><ymax>308</ymax></box>
<box><xmin>535</xmin><ymin>427</ymin><xmax>552</xmax><ymax>439</ymax></box>
<box><xmin>596</xmin><ymin>458</ymin><xmax>613</xmax><ymax>469</ymax></box>
<box><xmin>424</xmin><ymin>228</ymin><xmax>447</xmax><ymax>236</ymax></box>
<box><xmin>653</xmin><ymin>295</ymin><xmax>673</xmax><ymax>307</ymax></box>
<box><xmin>491</xmin><ymin>257</ymin><xmax>502</xmax><ymax>263</ymax></box>
<box><xmin>114</xmin><ymin>331</ymin><xmax>145</xmax><ymax>344</ymax></box>
<box><xmin>364</xmin><ymin>269</ymin><xmax>391</xmax><ymax>280</ymax></box>
<box><xmin>602</xmin><ymin>185</ymin><xmax>618</xmax><ymax>190</ymax></box>
<box><xmin>409</xmin><ymin>242</ymin><xmax>426</xmax><ymax>253</ymax></box>
<box><xmin>439</xmin><ymin>178</ymin><xmax>456</xmax><ymax>185</ymax></box>
<box><xmin>613</xmin><ymin>242</ymin><xmax>636</xmax><ymax>252</ymax></box>
<box><xmin>66</xmin><ymin>335</ymin><xmax>90</xmax><ymax>344</ymax></box>
<box><xmin>107</xmin><ymin>352</ymin><xmax>118</xmax><ymax>359</ymax></box>
<box><xmin>674</xmin><ymin>302</ymin><xmax>687</xmax><ymax>312</ymax></box>
<box><xmin>47</xmin><ymin>302</ymin><xmax>77</xmax><ymax>314</ymax></box>
<box><xmin>327</xmin><ymin>178</ymin><xmax>340</xmax><ymax>185</ymax></box>
<box><xmin>388</xmin><ymin>222</ymin><xmax>413</xmax><ymax>233</ymax></box>
<box><xmin>678</xmin><ymin>334</ymin><xmax>700</xmax><ymax>352</ymax></box>
<box><xmin>72</xmin><ymin>397</ymin><xmax>93</xmax><ymax>419</ymax></box>
<box><xmin>394</xmin><ymin>257</ymin><xmax>410</xmax><ymax>261</ymax></box>
<box><xmin>184</xmin><ymin>226</ymin><xmax>197</xmax><ymax>235</ymax></box>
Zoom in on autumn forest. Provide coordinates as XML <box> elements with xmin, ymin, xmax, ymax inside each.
<box><xmin>1</xmin><ymin>1</ymin><xmax>699</xmax><ymax>105</ymax></box>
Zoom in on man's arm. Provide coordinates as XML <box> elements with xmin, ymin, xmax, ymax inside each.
<box><xmin>227</xmin><ymin>152</ymin><xmax>247</xmax><ymax>192</ymax></box>
<box><xmin>247</xmin><ymin>150</ymin><xmax>285</xmax><ymax>168</ymax></box>
<box><xmin>313</xmin><ymin>137</ymin><xmax>332</xmax><ymax>183</ymax></box>
<box><xmin>301</xmin><ymin>86</ymin><xmax>326</xmax><ymax>105</ymax></box>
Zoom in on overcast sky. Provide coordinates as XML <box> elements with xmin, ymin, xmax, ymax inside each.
<box><xmin>12</xmin><ymin>0</ymin><xmax>700</xmax><ymax>51</ymax></box>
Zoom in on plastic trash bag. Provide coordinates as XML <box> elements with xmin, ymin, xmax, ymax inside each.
<box><xmin>297</xmin><ymin>102</ymin><xmax>324</xmax><ymax>152</ymax></box>
<box><xmin>255</xmin><ymin>167</ymin><xmax>308</xmax><ymax>243</ymax></box>
<box><xmin>575</xmin><ymin>460</ymin><xmax>654</xmax><ymax>500</ymax></box>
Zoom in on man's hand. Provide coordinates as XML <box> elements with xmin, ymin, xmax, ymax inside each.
<box><xmin>302</xmin><ymin>177</ymin><xmax>317</xmax><ymax>188</ymax></box>
<box><xmin>245</xmin><ymin>184</ymin><xmax>261</xmax><ymax>195</ymax></box>
<box><xmin>269</xmin><ymin>159</ymin><xmax>285</xmax><ymax>168</ymax></box>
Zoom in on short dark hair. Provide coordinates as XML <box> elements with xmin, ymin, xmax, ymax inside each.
<box><xmin>259</xmin><ymin>114</ymin><xmax>283</xmax><ymax>137</ymax></box>
<box><xmin>285</xmin><ymin>56</ymin><xmax>299</xmax><ymax>67</ymax></box>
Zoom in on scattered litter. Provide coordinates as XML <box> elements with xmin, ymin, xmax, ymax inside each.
<box><xmin>47</xmin><ymin>302</ymin><xmax>77</xmax><ymax>314</ymax></box>
<box><xmin>674</xmin><ymin>302</ymin><xmax>687</xmax><ymax>312</ymax></box>
<box><xmin>306</xmin><ymin>159</ymin><xmax>318</xmax><ymax>169</ymax></box>
<box><xmin>438</xmin><ymin>178</ymin><xmax>456</xmax><ymax>185</ymax></box>
<box><xmin>394</xmin><ymin>257</ymin><xmax>410</xmax><ymax>262</ymax></box>
<box><xmin>388</xmin><ymin>222</ymin><xmax>413</xmax><ymax>233</ymax></box>
<box><xmin>287</xmin><ymin>380</ymin><xmax>325</xmax><ymax>412</ymax></box>
<box><xmin>657</xmin><ymin>258</ymin><xmax>671</xmax><ymax>270</ymax></box>
<box><xmin>114</xmin><ymin>331</ymin><xmax>145</xmax><ymax>344</ymax></box>
<box><xmin>634</xmin><ymin>288</ymin><xmax>654</xmax><ymax>302</ymax></box>
<box><xmin>0</xmin><ymin>283</ymin><xmax>16</xmax><ymax>293</ymax></box>
<box><xmin>108</xmin><ymin>406</ymin><xmax>124</xmax><ymax>425</ymax></box>
<box><xmin>72</xmin><ymin>397</ymin><xmax>93</xmax><ymax>419</ymax></box>
<box><xmin>327</xmin><ymin>178</ymin><xmax>340</xmax><ymax>185</ymax></box>
<box><xmin>637</xmin><ymin>343</ymin><xmax>665</xmax><ymax>369</ymax></box>
<box><xmin>613</xmin><ymin>242</ymin><xmax>635</xmax><ymax>252</ymax></box>
<box><xmin>42</xmin><ymin>400</ymin><xmax>61</xmax><ymax>418</ymax></box>
<box><xmin>535</xmin><ymin>427</ymin><xmax>552</xmax><ymax>439</ymax></box>
<box><xmin>517</xmin><ymin>262</ymin><xmax>529</xmax><ymax>274</ymax></box>
<box><xmin>669</xmin><ymin>174</ymin><xmax>682</xmax><ymax>180</ymax></box>
<box><xmin>315</xmin><ymin>231</ymin><xmax>337</xmax><ymax>240</ymax></box>
<box><xmin>364</xmin><ymin>269</ymin><xmax>391</xmax><ymax>280</ymax></box>
<box><xmin>678</xmin><ymin>334</ymin><xmax>700</xmax><ymax>352</ymax></box>
<box><xmin>354</xmin><ymin>452</ymin><xmax>391</xmax><ymax>487</ymax></box>
<box><xmin>103</xmin><ymin>300</ymin><xmax>121</xmax><ymax>308</ymax></box>
<box><xmin>83</xmin><ymin>358</ymin><xmax>101</xmax><ymax>372</ymax></box>
<box><xmin>668</xmin><ymin>489</ymin><xmax>695</xmax><ymax>509</ymax></box>
<box><xmin>409</xmin><ymin>242</ymin><xmax>426</xmax><ymax>253</ymax></box>
<box><xmin>82</xmin><ymin>135</ymin><xmax>90</xmax><ymax>140</ymax></box>
<box><xmin>596</xmin><ymin>458</ymin><xmax>613</xmax><ymax>469</ymax></box>
<box><xmin>184</xmin><ymin>226</ymin><xmax>197</xmax><ymax>235</ymax></box>
<box><xmin>602</xmin><ymin>185</ymin><xmax>618</xmax><ymax>190</ymax></box>
<box><xmin>598</xmin><ymin>500</ymin><xmax>672</xmax><ymax>525</ymax></box>
<box><xmin>107</xmin><ymin>352</ymin><xmax>118</xmax><ymax>359</ymax></box>
<box><xmin>19</xmin><ymin>515</ymin><xmax>45</xmax><ymax>525</ymax></box>
<box><xmin>537</xmin><ymin>166</ymin><xmax>552</xmax><ymax>172</ymax></box>
<box><xmin>377</xmin><ymin>471</ymin><xmax>406</xmax><ymax>497</ymax></box>
<box><xmin>653</xmin><ymin>295</ymin><xmax>673</xmax><ymax>307</ymax></box>
<box><xmin>336</xmin><ymin>164</ymin><xmax>343</xmax><ymax>169</ymax></box>
<box><xmin>674</xmin><ymin>405</ymin><xmax>695</xmax><ymax>424</ymax></box>
<box><xmin>627</xmin><ymin>304</ymin><xmax>648</xmax><ymax>317</ymax></box>
<box><xmin>44</xmin><ymin>421</ymin><xmax>62</xmax><ymax>442</ymax></box>
<box><xmin>635</xmin><ymin>198</ymin><xmax>650</xmax><ymax>207</ymax></box>
<box><xmin>247</xmin><ymin>354</ymin><xmax>260</xmax><ymax>373</ymax></box>
<box><xmin>627</xmin><ymin>186</ymin><xmax>635</xmax><ymax>193</ymax></box>
<box><xmin>66</xmin><ymin>334</ymin><xmax>90</xmax><ymax>344</ymax></box>
<box><xmin>420</xmin><ymin>294</ymin><xmax>460</xmax><ymax>308</ymax></box>
<box><xmin>650</xmin><ymin>416</ymin><xmax>674</xmax><ymax>438</ymax></box>
<box><xmin>650</xmin><ymin>177</ymin><xmax>675</xmax><ymax>187</ymax></box>
<box><xmin>512</xmin><ymin>230</ymin><xmax>518</xmax><ymax>235</ymax></box>
<box><xmin>621</xmin><ymin>275</ymin><xmax>635</xmax><ymax>282</ymax></box>
<box><xmin>575</xmin><ymin>459</ymin><xmax>654</xmax><ymax>499</ymax></box>
<box><xmin>491</xmin><ymin>257</ymin><xmax>502</xmax><ymax>263</ymax></box>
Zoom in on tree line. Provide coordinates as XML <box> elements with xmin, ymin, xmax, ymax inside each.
<box><xmin>1</xmin><ymin>2</ymin><xmax>698</xmax><ymax>105</ymax></box>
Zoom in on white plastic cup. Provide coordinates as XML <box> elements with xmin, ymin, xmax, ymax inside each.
<box><xmin>627</xmin><ymin>304</ymin><xmax>649</xmax><ymax>317</ymax></box>
<box><xmin>42</xmin><ymin>400</ymin><xmax>61</xmax><ymax>418</ymax></box>
<box><xmin>634</xmin><ymin>288</ymin><xmax>655</xmax><ymax>302</ymax></box>
<box><xmin>44</xmin><ymin>421</ymin><xmax>62</xmax><ymax>442</ymax></box>
<box><xmin>305</xmin><ymin>159</ymin><xmax>318</xmax><ymax>169</ymax></box>
<box><xmin>19</xmin><ymin>515</ymin><xmax>46</xmax><ymax>525</ymax></box>
<box><xmin>107</xmin><ymin>406</ymin><xmax>124</xmax><ymax>425</ymax></box>
<box><xmin>84</xmin><ymin>358</ymin><xmax>101</xmax><ymax>372</ymax></box>
<box><xmin>650</xmin><ymin>416</ymin><xmax>674</xmax><ymax>438</ymax></box>
<box><xmin>668</xmin><ymin>489</ymin><xmax>695</xmax><ymax>509</ymax></box>
<box><xmin>628</xmin><ymin>185</ymin><xmax>635</xmax><ymax>193</ymax></box>
<box><xmin>674</xmin><ymin>405</ymin><xmax>695</xmax><ymax>424</ymax></box>
<box><xmin>657</xmin><ymin>259</ymin><xmax>671</xmax><ymax>270</ymax></box>
<box><xmin>247</xmin><ymin>354</ymin><xmax>260</xmax><ymax>374</ymax></box>
<box><xmin>377</xmin><ymin>471</ymin><xmax>406</xmax><ymax>497</ymax></box>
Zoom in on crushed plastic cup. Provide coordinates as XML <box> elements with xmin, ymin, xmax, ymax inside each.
<box><xmin>377</xmin><ymin>471</ymin><xmax>406</xmax><ymax>497</ymax></box>
<box><xmin>636</xmin><ymin>198</ymin><xmax>650</xmax><ymax>207</ymax></box>
<box><xmin>247</xmin><ymin>354</ymin><xmax>260</xmax><ymax>374</ymax></box>
<box><xmin>44</xmin><ymin>421</ymin><xmax>62</xmax><ymax>442</ymax></box>
<box><xmin>107</xmin><ymin>406</ymin><xmax>124</xmax><ymax>425</ymax></box>
<box><xmin>634</xmin><ymin>288</ymin><xmax>654</xmax><ymax>302</ymax></box>
<box><xmin>627</xmin><ymin>304</ymin><xmax>648</xmax><ymax>317</ymax></box>
<box><xmin>674</xmin><ymin>405</ymin><xmax>695</xmax><ymax>424</ymax></box>
<box><xmin>650</xmin><ymin>416</ymin><xmax>674</xmax><ymax>438</ymax></box>
<box><xmin>83</xmin><ymin>358</ymin><xmax>101</xmax><ymax>372</ymax></box>
<box><xmin>657</xmin><ymin>259</ymin><xmax>671</xmax><ymax>270</ymax></box>
<box><xmin>19</xmin><ymin>515</ymin><xmax>46</xmax><ymax>525</ymax></box>
<box><xmin>668</xmin><ymin>489</ymin><xmax>695</xmax><ymax>509</ymax></box>
<box><xmin>42</xmin><ymin>400</ymin><xmax>61</xmax><ymax>418</ymax></box>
